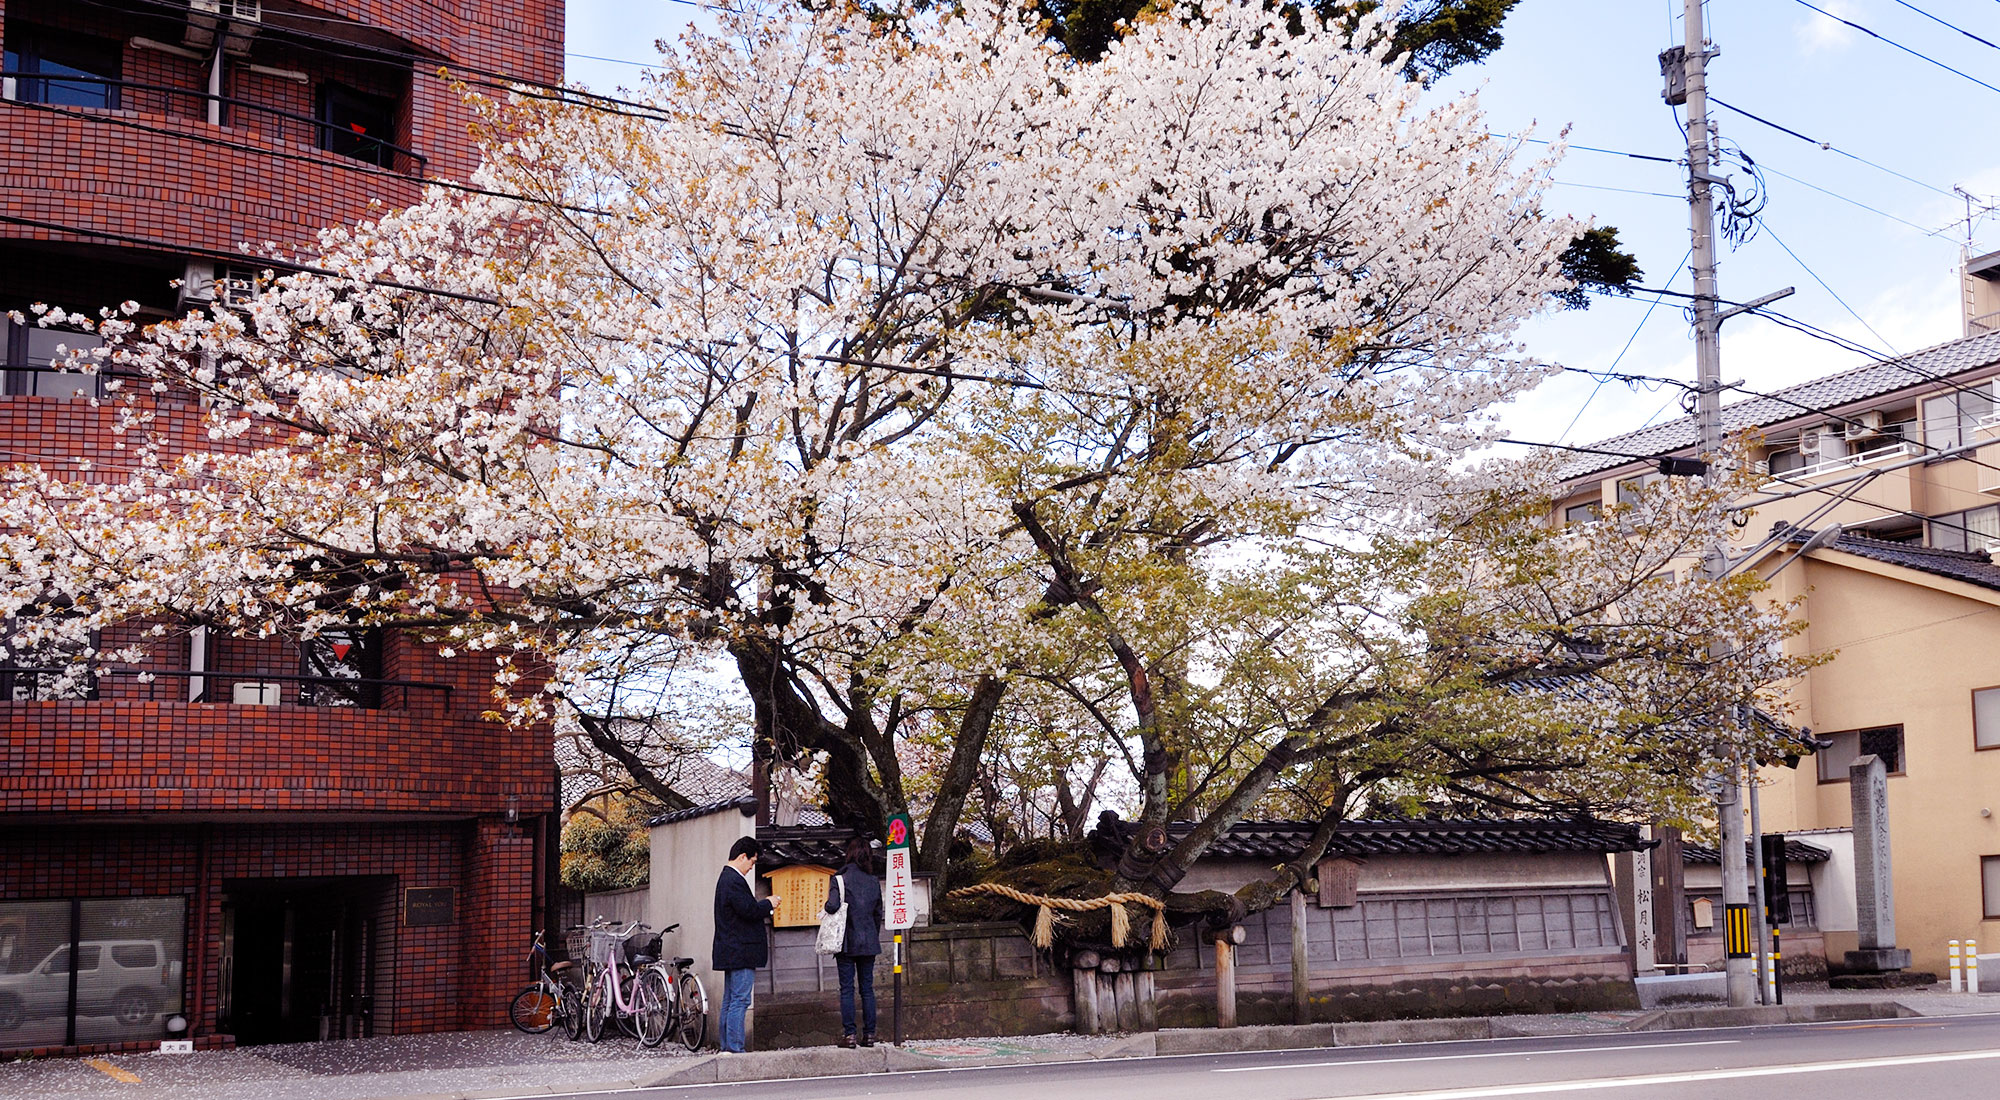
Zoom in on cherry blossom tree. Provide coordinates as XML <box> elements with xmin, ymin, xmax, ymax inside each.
<box><xmin>0</xmin><ymin>0</ymin><xmax>1806</xmax><ymax>931</ymax></box>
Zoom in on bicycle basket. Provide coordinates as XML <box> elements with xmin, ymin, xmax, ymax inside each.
<box><xmin>565</xmin><ymin>929</ymin><xmax>591</xmax><ymax>963</ymax></box>
<box><xmin>623</xmin><ymin>932</ymin><xmax>663</xmax><ymax>963</ymax></box>
<box><xmin>587</xmin><ymin>928</ymin><xmax>625</xmax><ymax>968</ymax></box>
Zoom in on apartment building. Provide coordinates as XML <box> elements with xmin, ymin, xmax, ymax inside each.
<box><xmin>1556</xmin><ymin>267</ymin><xmax>2000</xmax><ymax>976</ymax></box>
<box><xmin>0</xmin><ymin>0</ymin><xmax>564</xmax><ymax>1055</ymax></box>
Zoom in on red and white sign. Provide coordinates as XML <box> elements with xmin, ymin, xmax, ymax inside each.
<box><xmin>885</xmin><ymin>846</ymin><xmax>915</xmax><ymax>929</ymax></box>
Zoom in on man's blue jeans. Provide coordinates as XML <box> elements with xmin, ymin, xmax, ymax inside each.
<box><xmin>720</xmin><ymin>967</ymin><xmax>756</xmax><ymax>1052</ymax></box>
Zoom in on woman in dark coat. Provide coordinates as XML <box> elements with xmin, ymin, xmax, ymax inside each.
<box><xmin>823</xmin><ymin>836</ymin><xmax>884</xmax><ymax>1046</ymax></box>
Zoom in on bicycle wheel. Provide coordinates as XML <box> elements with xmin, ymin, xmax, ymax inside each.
<box><xmin>582</xmin><ymin>969</ymin><xmax>608</xmax><ymax>1043</ymax></box>
<box><xmin>635</xmin><ymin>968</ymin><xmax>671</xmax><ymax>1048</ymax></box>
<box><xmin>561</xmin><ymin>974</ymin><xmax>588</xmax><ymax>1041</ymax></box>
<box><xmin>510</xmin><ymin>983</ymin><xmax>558</xmax><ymax>1034</ymax></box>
<box><xmin>675</xmin><ymin>971</ymin><xmax>708</xmax><ymax>1052</ymax></box>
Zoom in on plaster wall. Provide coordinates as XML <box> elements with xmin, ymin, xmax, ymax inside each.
<box><xmin>1757</xmin><ymin>554</ymin><xmax>2000</xmax><ymax>973</ymax></box>
<box><xmin>648</xmin><ymin>805</ymin><xmax>757</xmax><ymax>1032</ymax></box>
<box><xmin>1179</xmin><ymin>852</ymin><xmax>1608</xmax><ymax>896</ymax></box>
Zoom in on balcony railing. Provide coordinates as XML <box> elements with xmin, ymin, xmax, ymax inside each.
<box><xmin>0</xmin><ymin>71</ymin><xmax>425</xmax><ymax>175</ymax></box>
<box><xmin>1</xmin><ymin>666</ymin><xmax>454</xmax><ymax>710</ymax></box>
<box><xmin>1767</xmin><ymin>439</ymin><xmax>1921</xmax><ymax>484</ymax></box>
<box><xmin>1973</xmin><ymin>310</ymin><xmax>2000</xmax><ymax>337</ymax></box>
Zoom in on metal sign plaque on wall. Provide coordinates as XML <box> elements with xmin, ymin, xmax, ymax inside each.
<box><xmin>404</xmin><ymin>886</ymin><xmax>456</xmax><ymax>926</ymax></box>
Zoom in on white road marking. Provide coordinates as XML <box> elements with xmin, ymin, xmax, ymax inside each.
<box><xmin>1212</xmin><ymin>1039</ymin><xmax>1738</xmax><ymax>1072</ymax></box>
<box><xmin>1299</xmin><ymin>1046</ymin><xmax>2000</xmax><ymax>1100</ymax></box>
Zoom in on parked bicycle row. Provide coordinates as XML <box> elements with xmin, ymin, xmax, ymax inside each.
<box><xmin>509</xmin><ymin>922</ymin><xmax>706</xmax><ymax>1051</ymax></box>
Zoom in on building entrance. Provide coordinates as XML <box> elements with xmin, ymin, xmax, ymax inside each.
<box><xmin>219</xmin><ymin>877</ymin><xmax>388</xmax><ymax>1045</ymax></box>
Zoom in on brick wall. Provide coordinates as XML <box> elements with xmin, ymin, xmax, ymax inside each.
<box><xmin>0</xmin><ymin>819</ymin><xmax>534</xmax><ymax>1049</ymax></box>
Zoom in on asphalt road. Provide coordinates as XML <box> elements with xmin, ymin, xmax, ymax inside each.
<box><xmin>522</xmin><ymin>1014</ymin><xmax>2000</xmax><ymax>1100</ymax></box>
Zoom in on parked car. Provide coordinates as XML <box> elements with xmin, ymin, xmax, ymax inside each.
<box><xmin>0</xmin><ymin>940</ymin><xmax>181</xmax><ymax>1031</ymax></box>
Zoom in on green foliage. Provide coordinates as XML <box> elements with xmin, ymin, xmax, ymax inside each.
<box><xmin>560</xmin><ymin>800</ymin><xmax>654</xmax><ymax>893</ymax></box>
<box><xmin>1556</xmin><ymin>226</ymin><xmax>1645</xmax><ymax>310</ymax></box>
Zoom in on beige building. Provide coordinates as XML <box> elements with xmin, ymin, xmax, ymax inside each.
<box><xmin>1556</xmin><ymin>286</ymin><xmax>2000</xmax><ymax>977</ymax></box>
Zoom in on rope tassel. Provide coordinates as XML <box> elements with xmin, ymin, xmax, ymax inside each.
<box><xmin>1109</xmin><ymin>901</ymin><xmax>1130</xmax><ymax>948</ymax></box>
<box><xmin>1033</xmin><ymin>905</ymin><xmax>1055</xmax><ymax>949</ymax></box>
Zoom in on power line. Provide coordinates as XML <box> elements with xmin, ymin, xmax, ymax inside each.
<box><xmin>1549</xmin><ymin>181</ymin><xmax>1685</xmax><ymax>200</ymax></box>
<box><xmin>1759</xmin><ymin>224</ymin><xmax>1899</xmax><ymax>354</ymax></box>
<box><xmin>1557</xmin><ymin>250</ymin><xmax>1693</xmax><ymax>445</ymax></box>
<box><xmin>1498</xmin><ymin>133</ymin><xmax>1680</xmax><ymax>165</ymax></box>
<box><xmin>1707</xmin><ymin>98</ymin><xmax>1957</xmax><ymax>199</ymax></box>
<box><xmin>1888</xmin><ymin>0</ymin><xmax>2000</xmax><ymax>53</ymax></box>
<box><xmin>1758</xmin><ymin>162</ymin><xmax>1938</xmax><ymax>236</ymax></box>
<box><xmin>0</xmin><ymin>98</ymin><xmax>612</xmax><ymax>219</ymax></box>
<box><xmin>1789</xmin><ymin>0</ymin><xmax>2000</xmax><ymax>96</ymax></box>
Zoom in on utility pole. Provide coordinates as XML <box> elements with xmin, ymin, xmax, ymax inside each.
<box><xmin>1669</xmin><ymin>0</ymin><xmax>1756</xmax><ymax>1008</ymax></box>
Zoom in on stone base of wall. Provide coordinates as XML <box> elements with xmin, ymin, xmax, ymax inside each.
<box><xmin>1157</xmin><ymin>953</ymin><xmax>1639</xmax><ymax>1028</ymax></box>
<box><xmin>756</xmin><ymin>976</ymin><xmax>1074</xmax><ymax>1049</ymax></box>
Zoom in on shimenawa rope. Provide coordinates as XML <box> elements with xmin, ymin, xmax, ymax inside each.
<box><xmin>945</xmin><ymin>882</ymin><xmax>1171</xmax><ymax>951</ymax></box>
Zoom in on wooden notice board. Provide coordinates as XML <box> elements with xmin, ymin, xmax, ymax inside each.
<box><xmin>765</xmin><ymin>865</ymin><xmax>835</xmax><ymax>928</ymax></box>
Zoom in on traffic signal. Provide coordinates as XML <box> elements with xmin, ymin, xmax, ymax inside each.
<box><xmin>1761</xmin><ymin>833</ymin><xmax>1790</xmax><ymax>926</ymax></box>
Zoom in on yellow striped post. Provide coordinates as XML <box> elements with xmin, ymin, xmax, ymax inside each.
<box><xmin>1724</xmin><ymin>904</ymin><xmax>1753</xmax><ymax>959</ymax></box>
<box><xmin>1951</xmin><ymin>940</ymin><xmax>1964</xmax><ymax>993</ymax></box>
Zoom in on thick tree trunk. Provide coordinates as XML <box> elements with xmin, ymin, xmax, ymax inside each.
<box><xmin>918</xmin><ymin>674</ymin><xmax>1005</xmax><ymax>882</ymax></box>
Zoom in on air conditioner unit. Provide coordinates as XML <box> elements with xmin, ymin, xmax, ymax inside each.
<box><xmin>231</xmin><ymin>681</ymin><xmax>283</xmax><ymax>706</ymax></box>
<box><xmin>1799</xmin><ymin>428</ymin><xmax>1828</xmax><ymax>457</ymax></box>
<box><xmin>180</xmin><ymin>260</ymin><xmax>262</xmax><ymax>310</ymax></box>
<box><xmin>1843</xmin><ymin>410</ymin><xmax>1886</xmax><ymax>440</ymax></box>
<box><xmin>186</xmin><ymin>0</ymin><xmax>261</xmax><ymax>55</ymax></box>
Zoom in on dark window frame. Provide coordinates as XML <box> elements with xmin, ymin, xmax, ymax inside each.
<box><xmin>315</xmin><ymin>82</ymin><xmax>397</xmax><ymax>167</ymax></box>
<box><xmin>1975</xmin><ymin>685</ymin><xmax>2000</xmax><ymax>752</ymax></box>
<box><xmin>2</xmin><ymin>21</ymin><xmax>122</xmax><ymax>110</ymax></box>
<box><xmin>1815</xmin><ymin>724</ymin><xmax>1906</xmax><ymax>784</ymax></box>
<box><xmin>1985</xmin><ymin>856</ymin><xmax>2000</xmax><ymax>920</ymax></box>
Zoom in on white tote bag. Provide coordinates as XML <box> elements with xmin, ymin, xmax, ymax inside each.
<box><xmin>816</xmin><ymin>871</ymin><xmax>849</xmax><ymax>955</ymax></box>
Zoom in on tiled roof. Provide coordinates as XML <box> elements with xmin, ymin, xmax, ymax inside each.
<box><xmin>1560</xmin><ymin>329</ymin><xmax>2000</xmax><ymax>480</ymax></box>
<box><xmin>646</xmin><ymin>794</ymin><xmax>755</xmax><ymax>828</ymax></box>
<box><xmin>1682</xmin><ymin>838</ymin><xmax>1831</xmax><ymax>865</ymax></box>
<box><xmin>1824</xmin><ymin>532</ymin><xmax>2000</xmax><ymax>592</ymax></box>
<box><xmin>1185</xmin><ymin>817</ymin><xmax>1652</xmax><ymax>860</ymax></box>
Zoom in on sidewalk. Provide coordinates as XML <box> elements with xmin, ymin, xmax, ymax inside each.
<box><xmin>8</xmin><ymin>984</ymin><xmax>2000</xmax><ymax>1100</ymax></box>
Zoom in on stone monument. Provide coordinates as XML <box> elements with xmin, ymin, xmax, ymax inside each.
<box><xmin>1833</xmin><ymin>753</ymin><xmax>1926</xmax><ymax>987</ymax></box>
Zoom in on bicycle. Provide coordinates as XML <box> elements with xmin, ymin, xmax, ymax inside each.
<box><xmin>508</xmin><ymin>930</ymin><xmax>580</xmax><ymax>1035</ymax></box>
<box><xmin>634</xmin><ymin>923</ymin><xmax>707</xmax><ymax>1051</ymax></box>
<box><xmin>576</xmin><ymin>918</ymin><xmax>669</xmax><ymax>1046</ymax></box>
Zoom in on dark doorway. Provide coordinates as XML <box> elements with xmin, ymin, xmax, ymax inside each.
<box><xmin>219</xmin><ymin>878</ymin><xmax>388</xmax><ymax>1045</ymax></box>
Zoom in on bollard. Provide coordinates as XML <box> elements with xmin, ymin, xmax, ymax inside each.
<box><xmin>1772</xmin><ymin>926</ymin><xmax>1783</xmax><ymax>1005</ymax></box>
<box><xmin>1951</xmin><ymin>940</ymin><xmax>1964</xmax><ymax>993</ymax></box>
<box><xmin>1971</xmin><ymin>939</ymin><xmax>1981</xmax><ymax>994</ymax></box>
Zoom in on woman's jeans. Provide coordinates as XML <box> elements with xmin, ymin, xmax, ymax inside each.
<box><xmin>720</xmin><ymin>967</ymin><xmax>756</xmax><ymax>1052</ymax></box>
<box><xmin>835</xmin><ymin>954</ymin><xmax>878</xmax><ymax>1037</ymax></box>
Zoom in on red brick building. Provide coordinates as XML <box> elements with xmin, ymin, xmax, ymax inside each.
<box><xmin>0</xmin><ymin>0</ymin><xmax>564</xmax><ymax>1055</ymax></box>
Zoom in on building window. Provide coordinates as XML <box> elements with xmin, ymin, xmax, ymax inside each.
<box><xmin>1563</xmin><ymin>501</ymin><xmax>1600</xmax><ymax>527</ymax></box>
<box><xmin>298</xmin><ymin>628</ymin><xmax>382</xmax><ymax>708</ymax></box>
<box><xmin>0</xmin><ymin>897</ymin><xmax>186</xmax><ymax>1050</ymax></box>
<box><xmin>1</xmin><ymin>316</ymin><xmax>105</xmax><ymax>399</ymax></box>
<box><xmin>1766</xmin><ymin>447</ymin><xmax>1806</xmax><ymax>476</ymax></box>
<box><xmin>1985</xmin><ymin>857</ymin><xmax>2000</xmax><ymax>920</ymax></box>
<box><xmin>316</xmin><ymin>83</ymin><xmax>396</xmax><ymax>167</ymax></box>
<box><xmin>1924</xmin><ymin>386</ymin><xmax>1997</xmax><ymax>451</ymax></box>
<box><xmin>2</xmin><ymin>23</ymin><xmax>121</xmax><ymax>109</ymax></box>
<box><xmin>1928</xmin><ymin>505</ymin><xmax>2000</xmax><ymax>552</ymax></box>
<box><xmin>1816</xmin><ymin>724</ymin><xmax>1905</xmax><ymax>783</ymax></box>
<box><xmin>1978</xmin><ymin>688</ymin><xmax>2000</xmax><ymax>751</ymax></box>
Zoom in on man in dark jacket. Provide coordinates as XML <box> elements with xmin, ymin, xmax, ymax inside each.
<box><xmin>713</xmin><ymin>835</ymin><xmax>779</xmax><ymax>1053</ymax></box>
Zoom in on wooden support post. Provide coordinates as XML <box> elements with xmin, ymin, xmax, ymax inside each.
<box><xmin>1072</xmin><ymin>966</ymin><xmax>1100</xmax><ymax>1034</ymax></box>
<box><xmin>1291</xmin><ymin>887</ymin><xmax>1310</xmax><ymax>1025</ymax></box>
<box><xmin>1135</xmin><ymin>968</ymin><xmax>1157</xmax><ymax>1031</ymax></box>
<box><xmin>1214</xmin><ymin>937</ymin><xmax>1237</xmax><ymax>1029</ymax></box>
<box><xmin>1114</xmin><ymin>971</ymin><xmax>1140</xmax><ymax>1031</ymax></box>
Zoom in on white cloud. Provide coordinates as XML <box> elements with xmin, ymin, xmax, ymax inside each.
<box><xmin>1795</xmin><ymin>0</ymin><xmax>1860</xmax><ymax>55</ymax></box>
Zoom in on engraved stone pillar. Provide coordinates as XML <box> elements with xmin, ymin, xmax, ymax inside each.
<box><xmin>1845</xmin><ymin>754</ymin><xmax>1911</xmax><ymax>972</ymax></box>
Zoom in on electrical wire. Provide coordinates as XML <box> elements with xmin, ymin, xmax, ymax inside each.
<box><xmin>0</xmin><ymin>98</ymin><xmax>612</xmax><ymax>219</ymax></box>
<box><xmin>1888</xmin><ymin>0</ymin><xmax>2000</xmax><ymax>53</ymax></box>
<box><xmin>1548</xmin><ymin>181</ymin><xmax>1686</xmax><ymax>200</ymax></box>
<box><xmin>1557</xmin><ymin>250</ymin><xmax>1694</xmax><ymax>445</ymax></box>
<box><xmin>1758</xmin><ymin>162</ymin><xmax>1938</xmax><ymax>236</ymax></box>
<box><xmin>1708</xmin><ymin>98</ymin><xmax>1958</xmax><ymax>199</ymax></box>
<box><xmin>1788</xmin><ymin>0</ymin><xmax>2000</xmax><ymax>96</ymax></box>
<box><xmin>1759</xmin><ymin>224</ymin><xmax>1899</xmax><ymax>354</ymax></box>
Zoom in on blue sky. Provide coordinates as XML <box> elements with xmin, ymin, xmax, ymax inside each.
<box><xmin>562</xmin><ymin>0</ymin><xmax>2000</xmax><ymax>448</ymax></box>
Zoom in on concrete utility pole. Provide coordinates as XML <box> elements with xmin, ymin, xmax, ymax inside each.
<box><xmin>1673</xmin><ymin>0</ymin><xmax>1756</xmax><ymax>1009</ymax></box>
